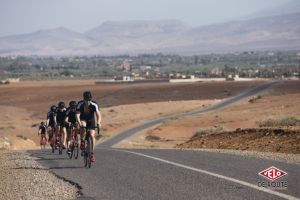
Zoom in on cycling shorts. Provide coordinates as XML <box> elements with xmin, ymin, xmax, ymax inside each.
<box><xmin>81</xmin><ymin>118</ymin><xmax>96</xmax><ymax>130</ymax></box>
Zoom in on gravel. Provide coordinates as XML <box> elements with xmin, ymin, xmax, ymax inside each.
<box><xmin>0</xmin><ymin>149</ymin><xmax>79</xmax><ymax>200</ymax></box>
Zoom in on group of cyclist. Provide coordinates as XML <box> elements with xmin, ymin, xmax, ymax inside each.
<box><xmin>38</xmin><ymin>91</ymin><xmax>101</xmax><ymax>162</ymax></box>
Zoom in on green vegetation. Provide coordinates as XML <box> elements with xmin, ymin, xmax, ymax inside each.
<box><xmin>0</xmin><ymin>50</ymin><xmax>299</xmax><ymax>80</ymax></box>
<box><xmin>256</xmin><ymin>116</ymin><xmax>300</xmax><ymax>127</ymax></box>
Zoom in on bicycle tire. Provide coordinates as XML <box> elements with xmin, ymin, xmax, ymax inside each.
<box><xmin>87</xmin><ymin>136</ymin><xmax>92</xmax><ymax>168</ymax></box>
<box><xmin>68</xmin><ymin>147</ymin><xmax>73</xmax><ymax>159</ymax></box>
<box><xmin>51</xmin><ymin>132</ymin><xmax>55</xmax><ymax>153</ymax></box>
<box><xmin>74</xmin><ymin>134</ymin><xmax>79</xmax><ymax>159</ymax></box>
<box><xmin>67</xmin><ymin>127</ymin><xmax>73</xmax><ymax>159</ymax></box>
<box><xmin>84</xmin><ymin>147</ymin><xmax>88</xmax><ymax>167</ymax></box>
<box><xmin>84</xmin><ymin>136</ymin><xmax>88</xmax><ymax>167</ymax></box>
<box><xmin>58</xmin><ymin>136</ymin><xmax>63</xmax><ymax>155</ymax></box>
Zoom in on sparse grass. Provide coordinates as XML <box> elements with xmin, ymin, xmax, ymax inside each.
<box><xmin>145</xmin><ymin>135</ymin><xmax>161</xmax><ymax>141</ymax></box>
<box><xmin>249</xmin><ymin>95</ymin><xmax>262</xmax><ymax>103</ymax></box>
<box><xmin>0</xmin><ymin>126</ymin><xmax>15</xmax><ymax>130</ymax></box>
<box><xmin>7</xmin><ymin>126</ymin><xmax>15</xmax><ymax>130</ymax></box>
<box><xmin>31</xmin><ymin>123</ymin><xmax>39</xmax><ymax>127</ymax></box>
<box><xmin>192</xmin><ymin>126</ymin><xmax>224</xmax><ymax>138</ymax></box>
<box><xmin>16</xmin><ymin>135</ymin><xmax>27</xmax><ymax>140</ymax></box>
<box><xmin>257</xmin><ymin>116</ymin><xmax>300</xmax><ymax>127</ymax></box>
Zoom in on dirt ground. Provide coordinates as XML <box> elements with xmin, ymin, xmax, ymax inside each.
<box><xmin>0</xmin><ymin>80</ymin><xmax>260</xmax><ymax>149</ymax></box>
<box><xmin>1</xmin><ymin>79</ymin><xmax>299</xmax><ymax>155</ymax></box>
<box><xmin>120</xmin><ymin>80</ymin><xmax>300</xmax><ymax>154</ymax></box>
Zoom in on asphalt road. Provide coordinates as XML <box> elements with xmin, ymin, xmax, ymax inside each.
<box><xmin>30</xmin><ymin>80</ymin><xmax>300</xmax><ymax>200</ymax></box>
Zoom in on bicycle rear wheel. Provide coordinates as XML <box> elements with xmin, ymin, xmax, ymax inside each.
<box><xmin>51</xmin><ymin>133</ymin><xmax>55</xmax><ymax>153</ymax></box>
<box><xmin>74</xmin><ymin>134</ymin><xmax>79</xmax><ymax>159</ymax></box>
<box><xmin>58</xmin><ymin>135</ymin><xmax>63</xmax><ymax>155</ymax></box>
<box><xmin>68</xmin><ymin>146</ymin><xmax>73</xmax><ymax>159</ymax></box>
<box><xmin>84</xmin><ymin>136</ymin><xmax>88</xmax><ymax>167</ymax></box>
<box><xmin>41</xmin><ymin>138</ymin><xmax>46</xmax><ymax>150</ymax></box>
<box><xmin>87</xmin><ymin>136</ymin><xmax>92</xmax><ymax>168</ymax></box>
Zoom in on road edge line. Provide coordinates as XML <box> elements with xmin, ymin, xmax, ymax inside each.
<box><xmin>116</xmin><ymin>149</ymin><xmax>299</xmax><ymax>200</ymax></box>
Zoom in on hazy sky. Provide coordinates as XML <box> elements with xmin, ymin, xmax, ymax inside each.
<box><xmin>0</xmin><ymin>0</ymin><xmax>290</xmax><ymax>37</ymax></box>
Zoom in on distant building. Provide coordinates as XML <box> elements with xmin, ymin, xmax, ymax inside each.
<box><xmin>140</xmin><ymin>65</ymin><xmax>152</xmax><ymax>71</ymax></box>
<box><xmin>210</xmin><ymin>67</ymin><xmax>221</xmax><ymax>76</ymax></box>
<box><xmin>114</xmin><ymin>76</ymin><xmax>133</xmax><ymax>81</ymax></box>
<box><xmin>7</xmin><ymin>78</ymin><xmax>20</xmax><ymax>83</ymax></box>
<box><xmin>118</xmin><ymin>59</ymin><xmax>132</xmax><ymax>71</ymax></box>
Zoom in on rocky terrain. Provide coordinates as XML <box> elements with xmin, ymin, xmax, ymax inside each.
<box><xmin>0</xmin><ymin>149</ymin><xmax>78</xmax><ymax>200</ymax></box>
<box><xmin>176</xmin><ymin>128</ymin><xmax>300</xmax><ymax>154</ymax></box>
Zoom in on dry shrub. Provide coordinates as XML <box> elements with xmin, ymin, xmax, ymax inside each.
<box><xmin>192</xmin><ymin>126</ymin><xmax>224</xmax><ymax>138</ymax></box>
<box><xmin>257</xmin><ymin>116</ymin><xmax>300</xmax><ymax>127</ymax></box>
<box><xmin>16</xmin><ymin>135</ymin><xmax>27</xmax><ymax>140</ymax></box>
<box><xmin>145</xmin><ymin>135</ymin><xmax>161</xmax><ymax>141</ymax></box>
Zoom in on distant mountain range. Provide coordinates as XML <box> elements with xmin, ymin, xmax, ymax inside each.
<box><xmin>0</xmin><ymin>11</ymin><xmax>299</xmax><ymax>56</ymax></box>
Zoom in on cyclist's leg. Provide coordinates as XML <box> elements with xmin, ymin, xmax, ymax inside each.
<box><xmin>57</xmin><ymin>125</ymin><xmax>62</xmax><ymax>146</ymax></box>
<box><xmin>90</xmin><ymin>130</ymin><xmax>96</xmax><ymax>151</ymax></box>
<box><xmin>50</xmin><ymin>128</ymin><xmax>55</xmax><ymax>145</ymax></box>
<box><xmin>66</xmin><ymin>126</ymin><xmax>71</xmax><ymax>149</ymax></box>
<box><xmin>48</xmin><ymin>129</ymin><xmax>52</xmax><ymax>144</ymax></box>
<box><xmin>80</xmin><ymin>121</ymin><xmax>87</xmax><ymax>150</ymax></box>
<box><xmin>86</xmin><ymin>119</ymin><xmax>96</xmax><ymax>162</ymax></box>
<box><xmin>41</xmin><ymin>134</ymin><xmax>46</xmax><ymax>144</ymax></box>
<box><xmin>62</xmin><ymin>125</ymin><xmax>67</xmax><ymax>147</ymax></box>
<box><xmin>86</xmin><ymin>119</ymin><xmax>96</xmax><ymax>151</ymax></box>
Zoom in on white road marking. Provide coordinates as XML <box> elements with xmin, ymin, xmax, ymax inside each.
<box><xmin>114</xmin><ymin>149</ymin><xmax>299</xmax><ymax>200</ymax></box>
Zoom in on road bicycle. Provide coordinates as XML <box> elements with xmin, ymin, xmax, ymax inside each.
<box><xmin>40</xmin><ymin>135</ymin><xmax>47</xmax><ymax>150</ymax></box>
<box><xmin>51</xmin><ymin>125</ymin><xmax>63</xmax><ymax>155</ymax></box>
<box><xmin>48</xmin><ymin>126</ymin><xmax>55</xmax><ymax>153</ymax></box>
<box><xmin>68</xmin><ymin>124</ymin><xmax>79</xmax><ymax>159</ymax></box>
<box><xmin>81</xmin><ymin>126</ymin><xmax>99</xmax><ymax>168</ymax></box>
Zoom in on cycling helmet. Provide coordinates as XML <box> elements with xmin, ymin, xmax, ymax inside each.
<box><xmin>50</xmin><ymin>105</ymin><xmax>56</xmax><ymax>112</ymax></box>
<box><xmin>83</xmin><ymin>91</ymin><xmax>92</xmax><ymax>101</ymax></box>
<box><xmin>69</xmin><ymin>100</ymin><xmax>77</xmax><ymax>108</ymax></box>
<box><xmin>58</xmin><ymin>101</ymin><xmax>65</xmax><ymax>109</ymax></box>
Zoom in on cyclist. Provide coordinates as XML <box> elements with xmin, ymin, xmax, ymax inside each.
<box><xmin>76</xmin><ymin>91</ymin><xmax>101</xmax><ymax>162</ymax></box>
<box><xmin>46</xmin><ymin>105</ymin><xmax>57</xmax><ymax>145</ymax></box>
<box><xmin>38</xmin><ymin>121</ymin><xmax>47</xmax><ymax>145</ymax></box>
<box><xmin>56</xmin><ymin>101</ymin><xmax>67</xmax><ymax>149</ymax></box>
<box><xmin>65</xmin><ymin>100</ymin><xmax>78</xmax><ymax>155</ymax></box>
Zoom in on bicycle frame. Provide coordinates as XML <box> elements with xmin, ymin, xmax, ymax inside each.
<box><xmin>40</xmin><ymin>134</ymin><xmax>47</xmax><ymax>150</ymax></box>
<box><xmin>81</xmin><ymin>126</ymin><xmax>99</xmax><ymax>168</ymax></box>
<box><xmin>53</xmin><ymin>125</ymin><xmax>63</xmax><ymax>154</ymax></box>
<box><xmin>68</xmin><ymin>124</ymin><xmax>79</xmax><ymax>159</ymax></box>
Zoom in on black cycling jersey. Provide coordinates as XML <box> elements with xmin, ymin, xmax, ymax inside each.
<box><xmin>66</xmin><ymin>107</ymin><xmax>77</xmax><ymax>124</ymax></box>
<box><xmin>47</xmin><ymin>111</ymin><xmax>56</xmax><ymax>126</ymax></box>
<box><xmin>76</xmin><ymin>100</ymin><xmax>100</xmax><ymax>121</ymax></box>
<box><xmin>39</xmin><ymin>125</ymin><xmax>47</xmax><ymax>134</ymax></box>
<box><xmin>56</xmin><ymin>108</ymin><xmax>66</xmax><ymax>125</ymax></box>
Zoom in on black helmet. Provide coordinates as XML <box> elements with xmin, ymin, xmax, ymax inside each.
<box><xmin>83</xmin><ymin>91</ymin><xmax>92</xmax><ymax>101</ymax></box>
<box><xmin>69</xmin><ymin>100</ymin><xmax>77</xmax><ymax>108</ymax></box>
<box><xmin>50</xmin><ymin>105</ymin><xmax>56</xmax><ymax>112</ymax></box>
<box><xmin>58</xmin><ymin>101</ymin><xmax>65</xmax><ymax>109</ymax></box>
